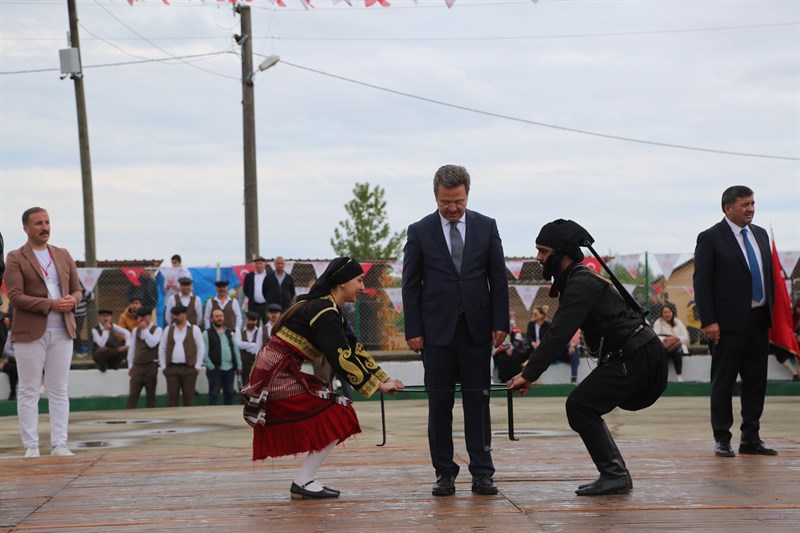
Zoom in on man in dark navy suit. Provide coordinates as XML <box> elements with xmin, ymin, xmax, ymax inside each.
<box><xmin>694</xmin><ymin>185</ymin><xmax>776</xmax><ymax>458</ymax></box>
<box><xmin>402</xmin><ymin>164</ymin><xmax>509</xmax><ymax>496</ymax></box>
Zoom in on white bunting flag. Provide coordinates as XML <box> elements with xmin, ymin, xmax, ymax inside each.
<box><xmin>296</xmin><ymin>286</ymin><xmax>310</xmax><ymax>296</ymax></box>
<box><xmin>505</xmin><ymin>260</ymin><xmax>525</xmax><ymax>280</ymax></box>
<box><xmin>513</xmin><ymin>285</ymin><xmax>541</xmax><ymax>311</ymax></box>
<box><xmin>159</xmin><ymin>267</ymin><xmax>184</xmax><ymax>294</ymax></box>
<box><xmin>653</xmin><ymin>253</ymin><xmax>682</xmax><ymax>281</ymax></box>
<box><xmin>622</xmin><ymin>283</ymin><xmax>637</xmax><ymax>296</ymax></box>
<box><xmin>311</xmin><ymin>261</ymin><xmax>329</xmax><ymax>279</ymax></box>
<box><xmin>777</xmin><ymin>251</ymin><xmax>800</xmax><ymax>277</ymax></box>
<box><xmin>383</xmin><ymin>288</ymin><xmax>404</xmax><ymax>312</ymax></box>
<box><xmin>389</xmin><ymin>262</ymin><xmax>403</xmax><ymax>276</ymax></box>
<box><xmin>77</xmin><ymin>268</ymin><xmax>104</xmax><ymax>294</ymax></box>
<box><xmin>612</xmin><ymin>254</ymin><xmax>640</xmax><ymax>278</ymax></box>
<box><xmin>281</xmin><ymin>261</ymin><xmax>295</xmax><ymax>276</ymax></box>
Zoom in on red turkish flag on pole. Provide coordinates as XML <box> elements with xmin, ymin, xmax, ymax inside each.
<box><xmin>232</xmin><ymin>264</ymin><xmax>252</xmax><ymax>287</ymax></box>
<box><xmin>120</xmin><ymin>268</ymin><xmax>144</xmax><ymax>286</ymax></box>
<box><xmin>769</xmin><ymin>239</ymin><xmax>800</xmax><ymax>357</ymax></box>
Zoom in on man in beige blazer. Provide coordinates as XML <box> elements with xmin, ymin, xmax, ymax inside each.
<box><xmin>5</xmin><ymin>207</ymin><xmax>82</xmax><ymax>457</ymax></box>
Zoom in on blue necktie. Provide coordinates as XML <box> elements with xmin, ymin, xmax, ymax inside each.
<box><xmin>741</xmin><ymin>228</ymin><xmax>764</xmax><ymax>302</ymax></box>
<box><xmin>449</xmin><ymin>221</ymin><xmax>463</xmax><ymax>273</ymax></box>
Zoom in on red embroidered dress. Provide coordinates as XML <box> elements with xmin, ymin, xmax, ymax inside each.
<box><xmin>242</xmin><ymin>295</ymin><xmax>388</xmax><ymax>460</ymax></box>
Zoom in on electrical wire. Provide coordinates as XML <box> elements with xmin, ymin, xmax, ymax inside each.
<box><xmin>0</xmin><ymin>51</ymin><xmax>233</xmax><ymax>75</ymax></box>
<box><xmin>275</xmin><ymin>58</ymin><xmax>800</xmax><ymax>161</ymax></box>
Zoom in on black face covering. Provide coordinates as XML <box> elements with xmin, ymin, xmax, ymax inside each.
<box><xmin>542</xmin><ymin>250</ymin><xmax>563</xmax><ymax>282</ymax></box>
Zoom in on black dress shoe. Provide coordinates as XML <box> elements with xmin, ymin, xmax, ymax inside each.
<box><xmin>290</xmin><ymin>481</ymin><xmax>340</xmax><ymax>499</ymax></box>
<box><xmin>739</xmin><ymin>440</ymin><xmax>778</xmax><ymax>455</ymax></box>
<box><xmin>714</xmin><ymin>441</ymin><xmax>735</xmax><ymax>457</ymax></box>
<box><xmin>575</xmin><ymin>475</ymin><xmax>631</xmax><ymax>496</ymax></box>
<box><xmin>578</xmin><ymin>471</ymin><xmax>632</xmax><ymax>491</ymax></box>
<box><xmin>432</xmin><ymin>474</ymin><xmax>456</xmax><ymax>496</ymax></box>
<box><xmin>471</xmin><ymin>475</ymin><xmax>498</xmax><ymax>495</ymax></box>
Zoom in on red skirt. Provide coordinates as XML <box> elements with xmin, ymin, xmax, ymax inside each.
<box><xmin>242</xmin><ymin>338</ymin><xmax>361</xmax><ymax>461</ymax></box>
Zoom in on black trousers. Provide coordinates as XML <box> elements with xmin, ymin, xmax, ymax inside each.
<box><xmin>710</xmin><ymin>307</ymin><xmax>770</xmax><ymax>443</ymax></box>
<box><xmin>566</xmin><ymin>337</ymin><xmax>668</xmax><ymax>435</ymax></box>
<box><xmin>423</xmin><ymin>319</ymin><xmax>494</xmax><ymax>478</ymax></box>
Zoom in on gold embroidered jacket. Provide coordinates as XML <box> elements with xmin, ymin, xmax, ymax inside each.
<box><xmin>275</xmin><ymin>296</ymin><xmax>388</xmax><ymax>398</ymax></box>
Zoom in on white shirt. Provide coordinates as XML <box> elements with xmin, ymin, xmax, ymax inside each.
<box><xmin>127</xmin><ymin>324</ymin><xmax>163</xmax><ymax>368</ymax></box>
<box><xmin>92</xmin><ymin>323</ymin><xmax>131</xmax><ymax>348</ymax></box>
<box><xmin>724</xmin><ymin>217</ymin><xmax>766</xmax><ymax>307</ymax></box>
<box><xmin>238</xmin><ymin>327</ymin><xmax>263</xmax><ymax>356</ymax></box>
<box><xmin>652</xmin><ymin>317</ymin><xmax>690</xmax><ymax>353</ymax></box>
<box><xmin>252</xmin><ymin>271</ymin><xmax>267</xmax><ymax>304</ymax></box>
<box><xmin>158</xmin><ymin>323</ymin><xmax>205</xmax><ymax>369</ymax></box>
<box><xmin>165</xmin><ymin>293</ymin><xmax>203</xmax><ymax>325</ymax></box>
<box><xmin>203</xmin><ymin>296</ymin><xmax>243</xmax><ymax>332</ymax></box>
<box><xmin>33</xmin><ymin>247</ymin><xmax>65</xmax><ymax>331</ymax></box>
<box><xmin>439</xmin><ymin>213</ymin><xmax>466</xmax><ymax>254</ymax></box>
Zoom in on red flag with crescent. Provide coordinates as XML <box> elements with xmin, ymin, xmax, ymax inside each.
<box><xmin>121</xmin><ymin>268</ymin><xmax>144</xmax><ymax>286</ymax></box>
<box><xmin>232</xmin><ymin>264</ymin><xmax>252</xmax><ymax>286</ymax></box>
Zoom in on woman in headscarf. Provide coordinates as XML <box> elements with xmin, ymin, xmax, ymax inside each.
<box><xmin>241</xmin><ymin>257</ymin><xmax>404</xmax><ymax>499</ymax></box>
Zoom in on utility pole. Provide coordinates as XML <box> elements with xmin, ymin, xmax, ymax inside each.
<box><xmin>66</xmin><ymin>0</ymin><xmax>97</xmax><ymax>269</ymax></box>
<box><xmin>237</xmin><ymin>4</ymin><xmax>259</xmax><ymax>263</ymax></box>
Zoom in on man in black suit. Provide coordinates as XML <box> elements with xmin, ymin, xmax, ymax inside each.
<box><xmin>402</xmin><ymin>164</ymin><xmax>509</xmax><ymax>496</ymax></box>
<box><xmin>242</xmin><ymin>257</ymin><xmax>269</xmax><ymax>324</ymax></box>
<box><xmin>693</xmin><ymin>185</ymin><xmax>776</xmax><ymax>457</ymax></box>
<box><xmin>264</xmin><ymin>256</ymin><xmax>296</xmax><ymax>311</ymax></box>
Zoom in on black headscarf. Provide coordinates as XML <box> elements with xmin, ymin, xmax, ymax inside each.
<box><xmin>536</xmin><ymin>219</ymin><xmax>593</xmax><ymax>295</ymax></box>
<box><xmin>297</xmin><ymin>257</ymin><xmax>364</xmax><ymax>302</ymax></box>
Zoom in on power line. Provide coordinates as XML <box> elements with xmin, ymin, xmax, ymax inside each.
<box><xmin>276</xmin><ymin>58</ymin><xmax>800</xmax><ymax>161</ymax></box>
<box><xmin>0</xmin><ymin>51</ymin><xmax>232</xmax><ymax>75</ymax></box>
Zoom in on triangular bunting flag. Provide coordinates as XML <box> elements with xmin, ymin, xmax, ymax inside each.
<box><xmin>77</xmin><ymin>268</ymin><xmax>104</xmax><ymax>294</ymax></box>
<box><xmin>445</xmin><ymin>0</ymin><xmax>455</xmax><ymax>8</ymax></box>
<box><xmin>389</xmin><ymin>262</ymin><xmax>403</xmax><ymax>275</ymax></box>
<box><xmin>622</xmin><ymin>283</ymin><xmax>637</xmax><ymax>296</ymax></box>
<box><xmin>777</xmin><ymin>250</ymin><xmax>800</xmax><ymax>276</ymax></box>
<box><xmin>282</xmin><ymin>261</ymin><xmax>295</xmax><ymax>276</ymax></box>
<box><xmin>683</xmin><ymin>286</ymin><xmax>695</xmax><ymax>297</ymax></box>
<box><xmin>361</xmin><ymin>263</ymin><xmax>373</xmax><ymax>277</ymax></box>
<box><xmin>366</xmin><ymin>0</ymin><xmax>390</xmax><ymax>6</ymax></box>
<box><xmin>383</xmin><ymin>288</ymin><xmax>404</xmax><ymax>312</ymax></box>
<box><xmin>653</xmin><ymin>253</ymin><xmax>682</xmax><ymax>281</ymax></box>
<box><xmin>296</xmin><ymin>286</ymin><xmax>310</xmax><ymax>296</ymax></box>
<box><xmin>505</xmin><ymin>260</ymin><xmax>525</xmax><ymax>280</ymax></box>
<box><xmin>159</xmin><ymin>267</ymin><xmax>183</xmax><ymax>294</ymax></box>
<box><xmin>311</xmin><ymin>261</ymin><xmax>329</xmax><ymax>279</ymax></box>
<box><xmin>120</xmin><ymin>267</ymin><xmax>144</xmax><ymax>287</ymax></box>
<box><xmin>232</xmin><ymin>264</ymin><xmax>252</xmax><ymax>286</ymax></box>
<box><xmin>514</xmin><ymin>285</ymin><xmax>540</xmax><ymax>311</ymax></box>
<box><xmin>612</xmin><ymin>253</ymin><xmax>640</xmax><ymax>278</ymax></box>
<box><xmin>300</xmin><ymin>0</ymin><xmax>313</xmax><ymax>9</ymax></box>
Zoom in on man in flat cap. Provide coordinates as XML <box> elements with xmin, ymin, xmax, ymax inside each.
<box><xmin>159</xmin><ymin>304</ymin><xmax>205</xmax><ymax>407</ymax></box>
<box><xmin>508</xmin><ymin>219</ymin><xmax>668</xmax><ymax>496</ymax></box>
<box><xmin>165</xmin><ymin>277</ymin><xmax>203</xmax><ymax>328</ymax></box>
<box><xmin>243</xmin><ymin>256</ymin><xmax>270</xmax><ymax>324</ymax></box>
<box><xmin>126</xmin><ymin>307</ymin><xmax>162</xmax><ymax>409</ymax></box>
<box><xmin>238</xmin><ymin>310</ymin><xmax>263</xmax><ymax>386</ymax></box>
<box><xmin>203</xmin><ymin>280</ymin><xmax>242</xmax><ymax>333</ymax></box>
<box><xmin>91</xmin><ymin>309</ymin><xmax>131</xmax><ymax>372</ymax></box>
<box><xmin>262</xmin><ymin>303</ymin><xmax>283</xmax><ymax>347</ymax></box>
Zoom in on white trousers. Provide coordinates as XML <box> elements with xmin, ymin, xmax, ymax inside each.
<box><xmin>15</xmin><ymin>329</ymin><xmax>72</xmax><ymax>449</ymax></box>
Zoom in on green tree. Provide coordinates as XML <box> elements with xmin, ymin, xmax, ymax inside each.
<box><xmin>330</xmin><ymin>182</ymin><xmax>404</xmax><ymax>259</ymax></box>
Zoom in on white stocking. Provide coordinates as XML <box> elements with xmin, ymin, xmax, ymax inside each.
<box><xmin>293</xmin><ymin>440</ymin><xmax>337</xmax><ymax>491</ymax></box>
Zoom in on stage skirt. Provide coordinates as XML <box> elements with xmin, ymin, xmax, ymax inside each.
<box><xmin>242</xmin><ymin>338</ymin><xmax>361</xmax><ymax>460</ymax></box>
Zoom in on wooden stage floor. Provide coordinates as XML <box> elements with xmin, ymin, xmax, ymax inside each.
<box><xmin>2</xmin><ymin>436</ymin><xmax>799</xmax><ymax>532</ymax></box>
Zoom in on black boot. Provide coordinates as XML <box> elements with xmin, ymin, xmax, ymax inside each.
<box><xmin>575</xmin><ymin>422</ymin><xmax>632</xmax><ymax>496</ymax></box>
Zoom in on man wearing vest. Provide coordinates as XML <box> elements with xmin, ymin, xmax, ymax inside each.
<box><xmin>203</xmin><ymin>308</ymin><xmax>242</xmax><ymax>405</ymax></box>
<box><xmin>260</xmin><ymin>303</ymin><xmax>283</xmax><ymax>351</ymax></box>
<box><xmin>159</xmin><ymin>304</ymin><xmax>205</xmax><ymax>407</ymax></box>
<box><xmin>203</xmin><ymin>280</ymin><xmax>242</xmax><ymax>333</ymax></box>
<box><xmin>239</xmin><ymin>310</ymin><xmax>263</xmax><ymax>386</ymax></box>
<box><xmin>91</xmin><ymin>309</ymin><xmax>131</xmax><ymax>372</ymax></box>
<box><xmin>165</xmin><ymin>277</ymin><xmax>203</xmax><ymax>327</ymax></box>
<box><xmin>126</xmin><ymin>307</ymin><xmax>162</xmax><ymax>409</ymax></box>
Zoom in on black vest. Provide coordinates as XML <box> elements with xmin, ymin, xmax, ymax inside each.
<box><xmin>206</xmin><ymin>327</ymin><xmax>238</xmax><ymax>370</ymax></box>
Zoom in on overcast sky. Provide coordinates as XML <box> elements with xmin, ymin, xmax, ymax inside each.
<box><xmin>1</xmin><ymin>0</ymin><xmax>798</xmax><ymax>267</ymax></box>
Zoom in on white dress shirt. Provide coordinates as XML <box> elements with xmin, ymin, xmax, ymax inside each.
<box><xmin>252</xmin><ymin>271</ymin><xmax>267</xmax><ymax>304</ymax></box>
<box><xmin>203</xmin><ymin>296</ymin><xmax>243</xmax><ymax>331</ymax></box>
<box><xmin>92</xmin><ymin>323</ymin><xmax>131</xmax><ymax>348</ymax></box>
<box><xmin>158</xmin><ymin>323</ymin><xmax>205</xmax><ymax>369</ymax></box>
<box><xmin>724</xmin><ymin>217</ymin><xmax>766</xmax><ymax>307</ymax></box>
<box><xmin>237</xmin><ymin>327</ymin><xmax>263</xmax><ymax>356</ymax></box>
<box><xmin>439</xmin><ymin>212</ymin><xmax>466</xmax><ymax>254</ymax></box>
<box><xmin>127</xmin><ymin>324</ymin><xmax>163</xmax><ymax>368</ymax></box>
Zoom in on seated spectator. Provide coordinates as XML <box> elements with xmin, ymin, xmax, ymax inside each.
<box><xmin>91</xmin><ymin>309</ymin><xmax>131</xmax><ymax>372</ymax></box>
<box><xmin>652</xmin><ymin>304</ymin><xmax>689</xmax><ymax>382</ymax></box>
<box><xmin>526</xmin><ymin>305</ymin><xmax>550</xmax><ymax>352</ymax></box>
<box><xmin>557</xmin><ymin>330</ymin><xmax>582</xmax><ymax>385</ymax></box>
<box><xmin>493</xmin><ymin>320</ymin><xmax>528</xmax><ymax>382</ymax></box>
<box><xmin>119</xmin><ymin>296</ymin><xmax>143</xmax><ymax>332</ymax></box>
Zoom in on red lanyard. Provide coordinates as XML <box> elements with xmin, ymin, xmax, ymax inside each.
<box><xmin>37</xmin><ymin>248</ymin><xmax>54</xmax><ymax>281</ymax></box>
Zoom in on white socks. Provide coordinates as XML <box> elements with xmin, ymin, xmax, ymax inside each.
<box><xmin>293</xmin><ymin>441</ymin><xmax>336</xmax><ymax>489</ymax></box>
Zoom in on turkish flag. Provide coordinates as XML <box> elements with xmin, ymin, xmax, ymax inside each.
<box><xmin>121</xmin><ymin>268</ymin><xmax>144</xmax><ymax>286</ymax></box>
<box><xmin>769</xmin><ymin>240</ymin><xmax>800</xmax><ymax>357</ymax></box>
<box><xmin>232</xmin><ymin>264</ymin><xmax>252</xmax><ymax>287</ymax></box>
<box><xmin>582</xmin><ymin>257</ymin><xmax>602</xmax><ymax>273</ymax></box>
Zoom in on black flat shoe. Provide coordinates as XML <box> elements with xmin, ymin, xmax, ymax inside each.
<box><xmin>575</xmin><ymin>475</ymin><xmax>631</xmax><ymax>496</ymax></box>
<box><xmin>739</xmin><ymin>440</ymin><xmax>778</xmax><ymax>455</ymax></box>
<box><xmin>290</xmin><ymin>481</ymin><xmax>340</xmax><ymax>499</ymax></box>
<box><xmin>432</xmin><ymin>473</ymin><xmax>456</xmax><ymax>496</ymax></box>
<box><xmin>578</xmin><ymin>471</ymin><xmax>632</xmax><ymax>491</ymax></box>
<box><xmin>471</xmin><ymin>475</ymin><xmax>498</xmax><ymax>495</ymax></box>
<box><xmin>714</xmin><ymin>441</ymin><xmax>736</xmax><ymax>457</ymax></box>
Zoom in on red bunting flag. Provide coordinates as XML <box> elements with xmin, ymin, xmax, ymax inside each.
<box><xmin>361</xmin><ymin>263</ymin><xmax>373</xmax><ymax>277</ymax></box>
<box><xmin>120</xmin><ymin>268</ymin><xmax>144</xmax><ymax>286</ymax></box>
<box><xmin>366</xmin><ymin>0</ymin><xmax>390</xmax><ymax>6</ymax></box>
<box><xmin>769</xmin><ymin>239</ymin><xmax>800</xmax><ymax>356</ymax></box>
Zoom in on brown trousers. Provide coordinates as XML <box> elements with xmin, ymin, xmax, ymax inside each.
<box><xmin>127</xmin><ymin>363</ymin><xmax>158</xmax><ymax>409</ymax></box>
<box><xmin>163</xmin><ymin>364</ymin><xmax>198</xmax><ymax>407</ymax></box>
<box><xmin>93</xmin><ymin>347</ymin><xmax>127</xmax><ymax>371</ymax></box>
